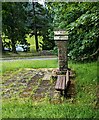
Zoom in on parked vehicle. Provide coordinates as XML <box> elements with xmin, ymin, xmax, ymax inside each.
<box><xmin>16</xmin><ymin>44</ymin><xmax>30</xmax><ymax>52</ymax></box>
<box><xmin>4</xmin><ymin>47</ymin><xmax>11</xmax><ymax>51</ymax></box>
<box><xmin>3</xmin><ymin>44</ymin><xmax>30</xmax><ymax>52</ymax></box>
<box><xmin>16</xmin><ymin>45</ymin><xmax>24</xmax><ymax>52</ymax></box>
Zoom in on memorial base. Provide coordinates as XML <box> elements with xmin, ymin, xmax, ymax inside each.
<box><xmin>56</xmin><ymin>69</ymin><xmax>67</xmax><ymax>75</ymax></box>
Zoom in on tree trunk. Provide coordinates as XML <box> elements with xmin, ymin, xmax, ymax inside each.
<box><xmin>2</xmin><ymin>42</ymin><xmax>4</xmax><ymax>52</ymax></box>
<box><xmin>32</xmin><ymin>2</ymin><xmax>39</xmax><ymax>52</ymax></box>
<box><xmin>11</xmin><ymin>39</ymin><xmax>17</xmax><ymax>53</ymax></box>
<box><xmin>0</xmin><ymin>35</ymin><xmax>3</xmax><ymax>54</ymax></box>
<box><xmin>35</xmin><ymin>32</ymin><xmax>39</xmax><ymax>52</ymax></box>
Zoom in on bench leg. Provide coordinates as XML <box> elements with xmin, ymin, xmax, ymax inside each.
<box><xmin>59</xmin><ymin>90</ymin><xmax>68</xmax><ymax>97</ymax></box>
<box><xmin>65</xmin><ymin>80</ymin><xmax>71</xmax><ymax>97</ymax></box>
<box><xmin>60</xmin><ymin>90</ymin><xmax>63</xmax><ymax>96</ymax></box>
<box><xmin>64</xmin><ymin>89</ymin><xmax>68</xmax><ymax>97</ymax></box>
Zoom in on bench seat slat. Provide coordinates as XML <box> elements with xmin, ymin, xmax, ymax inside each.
<box><xmin>55</xmin><ymin>70</ymin><xmax>70</xmax><ymax>91</ymax></box>
<box><xmin>55</xmin><ymin>75</ymin><xmax>66</xmax><ymax>90</ymax></box>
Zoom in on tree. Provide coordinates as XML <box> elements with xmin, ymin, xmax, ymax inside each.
<box><xmin>2</xmin><ymin>2</ymin><xmax>28</xmax><ymax>53</ymax></box>
<box><xmin>32</xmin><ymin>2</ymin><xmax>39</xmax><ymax>52</ymax></box>
<box><xmin>50</xmin><ymin>2</ymin><xmax>99</xmax><ymax>61</ymax></box>
<box><xmin>28</xmin><ymin>2</ymin><xmax>55</xmax><ymax>51</ymax></box>
<box><xmin>41</xmin><ymin>2</ymin><xmax>55</xmax><ymax>50</ymax></box>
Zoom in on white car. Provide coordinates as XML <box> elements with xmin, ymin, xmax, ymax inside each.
<box><xmin>16</xmin><ymin>46</ymin><xmax>24</xmax><ymax>52</ymax></box>
<box><xmin>4</xmin><ymin>47</ymin><xmax>11</xmax><ymax>51</ymax></box>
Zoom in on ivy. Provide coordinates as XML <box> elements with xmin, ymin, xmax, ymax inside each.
<box><xmin>52</xmin><ymin>2</ymin><xmax>99</xmax><ymax>61</ymax></box>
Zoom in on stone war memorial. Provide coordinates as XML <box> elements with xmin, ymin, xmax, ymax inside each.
<box><xmin>2</xmin><ymin>30</ymin><xmax>75</xmax><ymax>103</ymax></box>
<box><xmin>53</xmin><ymin>30</ymin><xmax>70</xmax><ymax>97</ymax></box>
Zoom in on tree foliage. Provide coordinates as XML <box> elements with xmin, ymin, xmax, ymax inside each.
<box><xmin>2</xmin><ymin>2</ymin><xmax>54</xmax><ymax>52</ymax></box>
<box><xmin>2</xmin><ymin>2</ymin><xmax>29</xmax><ymax>53</ymax></box>
<box><xmin>27</xmin><ymin>2</ymin><xmax>55</xmax><ymax>51</ymax></box>
<box><xmin>51</xmin><ymin>2</ymin><xmax>99</xmax><ymax>61</ymax></box>
<box><xmin>2</xmin><ymin>2</ymin><xmax>98</xmax><ymax>61</ymax></box>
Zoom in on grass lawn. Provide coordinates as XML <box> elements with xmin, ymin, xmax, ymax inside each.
<box><xmin>2</xmin><ymin>59</ymin><xmax>58</xmax><ymax>74</ymax></box>
<box><xmin>1</xmin><ymin>60</ymin><xmax>99</xmax><ymax>118</ymax></box>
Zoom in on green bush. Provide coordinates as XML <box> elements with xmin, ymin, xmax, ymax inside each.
<box><xmin>53</xmin><ymin>2</ymin><xmax>98</xmax><ymax>61</ymax></box>
<box><xmin>52</xmin><ymin>46</ymin><xmax>58</xmax><ymax>56</ymax></box>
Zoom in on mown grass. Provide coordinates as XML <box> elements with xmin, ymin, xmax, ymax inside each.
<box><xmin>2</xmin><ymin>99</ymin><xmax>98</xmax><ymax>118</ymax></box>
<box><xmin>2</xmin><ymin>59</ymin><xmax>58</xmax><ymax>74</ymax></box>
<box><xmin>2</xmin><ymin>60</ymin><xmax>98</xmax><ymax>118</ymax></box>
<box><xmin>69</xmin><ymin>62</ymin><xmax>97</xmax><ymax>105</ymax></box>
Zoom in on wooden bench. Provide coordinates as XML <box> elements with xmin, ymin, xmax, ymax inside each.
<box><xmin>55</xmin><ymin>70</ymin><xmax>70</xmax><ymax>96</ymax></box>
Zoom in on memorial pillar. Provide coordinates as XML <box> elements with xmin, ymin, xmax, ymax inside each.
<box><xmin>54</xmin><ymin>30</ymin><xmax>68</xmax><ymax>75</ymax></box>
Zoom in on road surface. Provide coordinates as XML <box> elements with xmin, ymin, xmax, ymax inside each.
<box><xmin>0</xmin><ymin>57</ymin><xmax>57</xmax><ymax>62</ymax></box>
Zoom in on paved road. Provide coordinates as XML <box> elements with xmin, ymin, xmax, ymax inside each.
<box><xmin>0</xmin><ymin>57</ymin><xmax>57</xmax><ymax>62</ymax></box>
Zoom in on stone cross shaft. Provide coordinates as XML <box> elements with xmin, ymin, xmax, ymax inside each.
<box><xmin>54</xmin><ymin>31</ymin><xmax>68</xmax><ymax>74</ymax></box>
